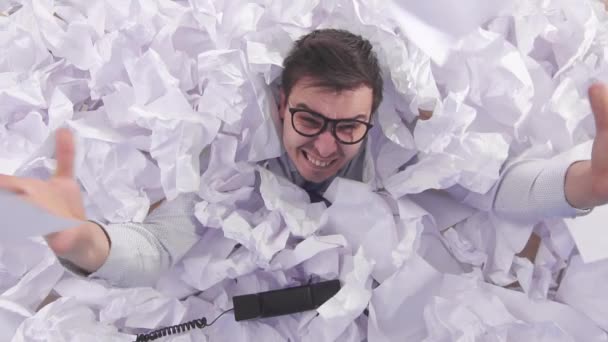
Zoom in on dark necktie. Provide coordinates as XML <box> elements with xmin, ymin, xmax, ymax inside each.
<box><xmin>303</xmin><ymin>182</ymin><xmax>332</xmax><ymax>206</ymax></box>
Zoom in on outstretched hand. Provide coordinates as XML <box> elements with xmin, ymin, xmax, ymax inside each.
<box><xmin>565</xmin><ymin>83</ymin><xmax>608</xmax><ymax>209</ymax></box>
<box><xmin>0</xmin><ymin>128</ymin><xmax>87</xmax><ymax>255</ymax></box>
<box><xmin>588</xmin><ymin>83</ymin><xmax>608</xmax><ymax>205</ymax></box>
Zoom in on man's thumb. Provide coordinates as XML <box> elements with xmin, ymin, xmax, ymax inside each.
<box><xmin>54</xmin><ymin>128</ymin><xmax>75</xmax><ymax>179</ymax></box>
<box><xmin>590</xmin><ymin>83</ymin><xmax>608</xmax><ymax>134</ymax></box>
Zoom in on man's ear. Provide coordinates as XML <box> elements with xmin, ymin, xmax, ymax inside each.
<box><xmin>278</xmin><ymin>88</ymin><xmax>286</xmax><ymax>120</ymax></box>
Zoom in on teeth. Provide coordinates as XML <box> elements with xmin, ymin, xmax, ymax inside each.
<box><xmin>306</xmin><ymin>153</ymin><xmax>331</xmax><ymax>168</ymax></box>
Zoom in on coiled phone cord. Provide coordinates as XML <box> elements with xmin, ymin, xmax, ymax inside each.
<box><xmin>134</xmin><ymin>308</ymin><xmax>234</xmax><ymax>342</ymax></box>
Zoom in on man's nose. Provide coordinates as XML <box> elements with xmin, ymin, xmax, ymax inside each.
<box><xmin>313</xmin><ymin>130</ymin><xmax>338</xmax><ymax>157</ymax></box>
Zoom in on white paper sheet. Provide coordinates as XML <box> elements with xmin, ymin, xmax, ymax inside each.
<box><xmin>2</xmin><ymin>0</ymin><xmax>608</xmax><ymax>341</ymax></box>
<box><xmin>12</xmin><ymin>297</ymin><xmax>134</xmax><ymax>342</ymax></box>
<box><xmin>0</xmin><ymin>190</ymin><xmax>82</xmax><ymax>240</ymax></box>
<box><xmin>385</xmin><ymin>0</ymin><xmax>513</xmax><ymax>64</ymax></box>
<box><xmin>565</xmin><ymin>205</ymin><xmax>608</xmax><ymax>263</ymax></box>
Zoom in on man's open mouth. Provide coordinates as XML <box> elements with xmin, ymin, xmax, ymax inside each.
<box><xmin>302</xmin><ymin>151</ymin><xmax>335</xmax><ymax>168</ymax></box>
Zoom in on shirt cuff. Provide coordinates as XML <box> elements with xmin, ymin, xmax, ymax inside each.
<box><xmin>57</xmin><ymin>257</ymin><xmax>91</xmax><ymax>277</ymax></box>
<box><xmin>87</xmin><ymin>219</ymin><xmax>162</xmax><ymax>287</ymax></box>
<box><xmin>58</xmin><ymin>220</ymin><xmax>161</xmax><ymax>287</ymax></box>
<box><xmin>536</xmin><ymin>157</ymin><xmax>593</xmax><ymax>218</ymax></box>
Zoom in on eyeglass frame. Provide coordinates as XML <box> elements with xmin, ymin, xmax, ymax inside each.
<box><xmin>287</xmin><ymin>103</ymin><xmax>374</xmax><ymax>145</ymax></box>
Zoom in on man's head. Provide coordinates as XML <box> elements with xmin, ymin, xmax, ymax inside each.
<box><xmin>278</xmin><ymin>29</ymin><xmax>383</xmax><ymax>183</ymax></box>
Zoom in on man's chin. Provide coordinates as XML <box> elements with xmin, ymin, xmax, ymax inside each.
<box><xmin>297</xmin><ymin>165</ymin><xmax>335</xmax><ymax>184</ymax></box>
<box><xmin>301</xmin><ymin>173</ymin><xmax>331</xmax><ymax>184</ymax></box>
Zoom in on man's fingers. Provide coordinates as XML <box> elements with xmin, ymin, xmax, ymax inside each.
<box><xmin>54</xmin><ymin>128</ymin><xmax>75</xmax><ymax>179</ymax></box>
<box><xmin>589</xmin><ymin>83</ymin><xmax>608</xmax><ymax>134</ymax></box>
<box><xmin>589</xmin><ymin>83</ymin><xmax>608</xmax><ymax>176</ymax></box>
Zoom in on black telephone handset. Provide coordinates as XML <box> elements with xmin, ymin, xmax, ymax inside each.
<box><xmin>134</xmin><ymin>280</ymin><xmax>341</xmax><ymax>341</ymax></box>
<box><xmin>232</xmin><ymin>279</ymin><xmax>341</xmax><ymax>321</ymax></box>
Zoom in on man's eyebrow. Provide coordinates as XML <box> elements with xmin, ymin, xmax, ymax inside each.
<box><xmin>293</xmin><ymin>102</ymin><xmax>368</xmax><ymax>120</ymax></box>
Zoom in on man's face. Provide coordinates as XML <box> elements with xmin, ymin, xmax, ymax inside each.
<box><xmin>279</xmin><ymin>76</ymin><xmax>373</xmax><ymax>183</ymax></box>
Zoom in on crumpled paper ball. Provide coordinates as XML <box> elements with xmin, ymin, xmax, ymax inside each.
<box><xmin>2</xmin><ymin>0</ymin><xmax>608</xmax><ymax>341</ymax></box>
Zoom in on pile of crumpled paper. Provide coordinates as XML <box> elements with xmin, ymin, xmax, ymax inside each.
<box><xmin>2</xmin><ymin>0</ymin><xmax>608</xmax><ymax>341</ymax></box>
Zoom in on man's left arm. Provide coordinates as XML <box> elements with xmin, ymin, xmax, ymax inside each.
<box><xmin>490</xmin><ymin>145</ymin><xmax>592</xmax><ymax>222</ymax></box>
<box><xmin>563</xmin><ymin>83</ymin><xmax>608</xmax><ymax>209</ymax></box>
<box><xmin>492</xmin><ymin>83</ymin><xmax>608</xmax><ymax>221</ymax></box>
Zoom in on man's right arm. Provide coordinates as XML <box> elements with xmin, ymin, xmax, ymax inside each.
<box><xmin>59</xmin><ymin>193</ymin><xmax>202</xmax><ymax>287</ymax></box>
<box><xmin>0</xmin><ymin>129</ymin><xmax>203</xmax><ymax>287</ymax></box>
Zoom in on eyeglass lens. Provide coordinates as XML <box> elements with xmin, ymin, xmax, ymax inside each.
<box><xmin>292</xmin><ymin>111</ymin><xmax>368</xmax><ymax>144</ymax></box>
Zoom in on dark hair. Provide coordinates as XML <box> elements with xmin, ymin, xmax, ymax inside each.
<box><xmin>281</xmin><ymin>29</ymin><xmax>383</xmax><ymax>115</ymax></box>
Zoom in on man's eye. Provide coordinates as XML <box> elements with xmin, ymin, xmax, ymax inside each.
<box><xmin>303</xmin><ymin>118</ymin><xmax>321</xmax><ymax>125</ymax></box>
<box><xmin>296</xmin><ymin>114</ymin><xmax>323</xmax><ymax>127</ymax></box>
<box><xmin>337</xmin><ymin>123</ymin><xmax>359</xmax><ymax>131</ymax></box>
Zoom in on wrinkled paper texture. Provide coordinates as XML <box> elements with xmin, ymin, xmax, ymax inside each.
<box><xmin>1</xmin><ymin>0</ymin><xmax>608</xmax><ymax>341</ymax></box>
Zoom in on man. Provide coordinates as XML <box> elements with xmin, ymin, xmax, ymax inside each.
<box><xmin>0</xmin><ymin>29</ymin><xmax>607</xmax><ymax>287</ymax></box>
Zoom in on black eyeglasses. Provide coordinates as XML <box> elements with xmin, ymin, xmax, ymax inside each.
<box><xmin>288</xmin><ymin>104</ymin><xmax>373</xmax><ymax>145</ymax></box>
